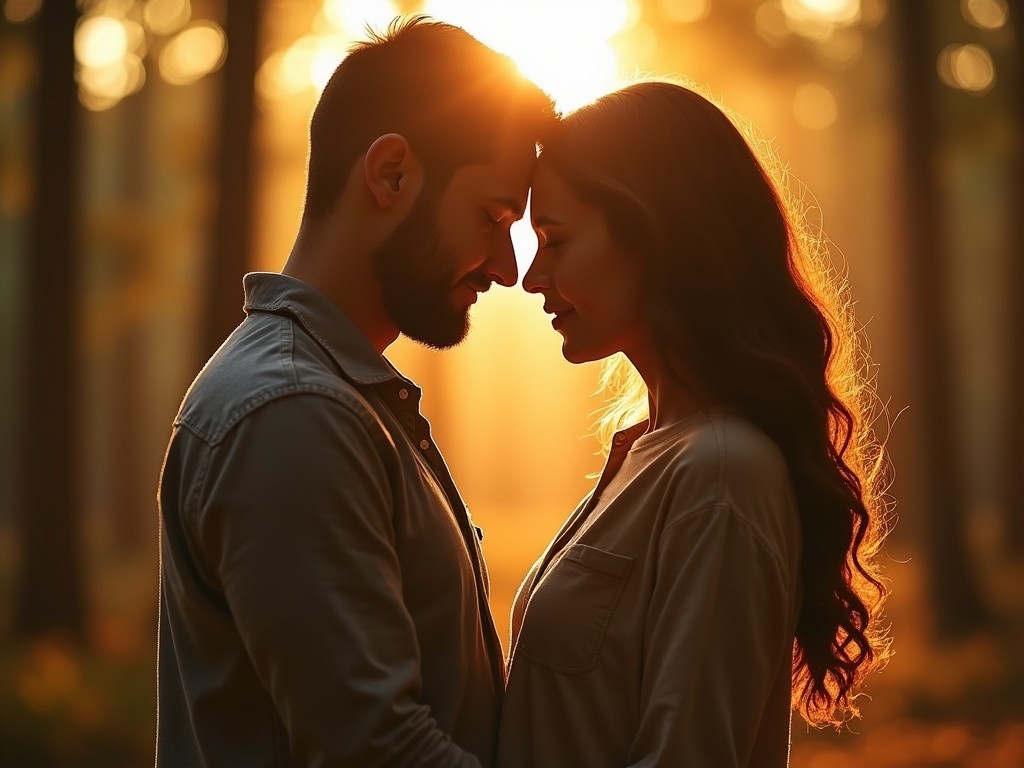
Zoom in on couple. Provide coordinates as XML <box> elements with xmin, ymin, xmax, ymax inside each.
<box><xmin>156</xmin><ymin>16</ymin><xmax>889</xmax><ymax>768</ymax></box>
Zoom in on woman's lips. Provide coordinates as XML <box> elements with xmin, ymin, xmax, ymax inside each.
<box><xmin>551</xmin><ymin>309</ymin><xmax>575</xmax><ymax>330</ymax></box>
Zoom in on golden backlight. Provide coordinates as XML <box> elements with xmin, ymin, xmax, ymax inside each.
<box><xmin>253</xmin><ymin>1</ymin><xmax>638</xmax><ymax>650</ymax></box>
<box><xmin>422</xmin><ymin>0</ymin><xmax>634</xmax><ymax>113</ymax></box>
<box><xmin>380</xmin><ymin>1</ymin><xmax>632</xmax><ymax>646</ymax></box>
<box><xmin>252</xmin><ymin>0</ymin><xmax>892</xmax><ymax>651</ymax></box>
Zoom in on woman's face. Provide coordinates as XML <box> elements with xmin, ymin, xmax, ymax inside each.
<box><xmin>523</xmin><ymin>163</ymin><xmax>648</xmax><ymax>364</ymax></box>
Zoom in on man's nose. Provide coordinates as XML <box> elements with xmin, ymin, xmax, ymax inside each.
<box><xmin>522</xmin><ymin>250</ymin><xmax>548</xmax><ymax>294</ymax></box>
<box><xmin>484</xmin><ymin>232</ymin><xmax>518</xmax><ymax>287</ymax></box>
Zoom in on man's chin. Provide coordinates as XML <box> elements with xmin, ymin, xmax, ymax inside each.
<box><xmin>401</xmin><ymin>309</ymin><xmax>471</xmax><ymax>351</ymax></box>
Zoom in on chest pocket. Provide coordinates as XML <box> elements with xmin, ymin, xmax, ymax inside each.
<box><xmin>516</xmin><ymin>543</ymin><xmax>633</xmax><ymax>674</ymax></box>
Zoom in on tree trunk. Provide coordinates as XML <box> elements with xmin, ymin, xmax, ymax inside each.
<box><xmin>891</xmin><ymin>0</ymin><xmax>995</xmax><ymax>638</ymax></box>
<box><xmin>1001</xmin><ymin>0</ymin><xmax>1024</xmax><ymax>557</ymax></box>
<box><xmin>201</xmin><ymin>0</ymin><xmax>262</xmax><ymax>364</ymax></box>
<box><xmin>13</xmin><ymin>1</ymin><xmax>86</xmax><ymax>639</ymax></box>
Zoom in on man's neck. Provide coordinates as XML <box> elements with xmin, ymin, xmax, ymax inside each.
<box><xmin>282</xmin><ymin>223</ymin><xmax>398</xmax><ymax>355</ymax></box>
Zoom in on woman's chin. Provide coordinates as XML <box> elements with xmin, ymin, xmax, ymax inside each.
<box><xmin>560</xmin><ymin>340</ymin><xmax>601</xmax><ymax>366</ymax></box>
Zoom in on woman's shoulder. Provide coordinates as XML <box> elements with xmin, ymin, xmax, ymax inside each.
<box><xmin>658</xmin><ymin>409</ymin><xmax>785</xmax><ymax>476</ymax></box>
<box><xmin>662</xmin><ymin>409</ymin><xmax>796</xmax><ymax>524</ymax></box>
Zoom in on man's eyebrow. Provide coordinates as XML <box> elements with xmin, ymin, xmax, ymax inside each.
<box><xmin>532</xmin><ymin>214</ymin><xmax>563</xmax><ymax>227</ymax></box>
<box><xmin>488</xmin><ymin>196</ymin><xmax>525</xmax><ymax>218</ymax></box>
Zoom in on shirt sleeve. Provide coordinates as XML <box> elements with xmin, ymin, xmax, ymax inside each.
<box><xmin>627</xmin><ymin>504</ymin><xmax>794</xmax><ymax>768</ymax></box>
<box><xmin>189</xmin><ymin>393</ymin><xmax>483</xmax><ymax>768</ymax></box>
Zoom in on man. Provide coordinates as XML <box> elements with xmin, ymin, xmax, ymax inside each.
<box><xmin>156</xmin><ymin>17</ymin><xmax>555</xmax><ymax>767</ymax></box>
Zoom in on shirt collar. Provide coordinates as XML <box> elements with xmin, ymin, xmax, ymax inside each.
<box><xmin>242</xmin><ymin>271</ymin><xmax>396</xmax><ymax>386</ymax></box>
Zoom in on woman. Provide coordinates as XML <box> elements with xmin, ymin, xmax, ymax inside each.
<box><xmin>497</xmin><ymin>81</ymin><xmax>891</xmax><ymax>767</ymax></box>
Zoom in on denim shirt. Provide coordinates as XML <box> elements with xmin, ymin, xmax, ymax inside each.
<box><xmin>157</xmin><ymin>272</ymin><xmax>504</xmax><ymax>768</ymax></box>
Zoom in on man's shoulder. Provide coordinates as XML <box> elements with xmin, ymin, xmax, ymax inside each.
<box><xmin>174</xmin><ymin>311</ymin><xmax>375</xmax><ymax>445</ymax></box>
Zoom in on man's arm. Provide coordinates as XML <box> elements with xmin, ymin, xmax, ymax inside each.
<box><xmin>191</xmin><ymin>392</ymin><xmax>483</xmax><ymax>768</ymax></box>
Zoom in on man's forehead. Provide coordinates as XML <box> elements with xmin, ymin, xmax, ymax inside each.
<box><xmin>453</xmin><ymin>155</ymin><xmax>536</xmax><ymax>211</ymax></box>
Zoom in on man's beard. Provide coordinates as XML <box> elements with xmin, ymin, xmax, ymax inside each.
<box><xmin>370</xmin><ymin>190</ymin><xmax>473</xmax><ymax>350</ymax></box>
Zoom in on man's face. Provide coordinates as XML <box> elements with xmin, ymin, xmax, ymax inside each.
<box><xmin>371</xmin><ymin>147</ymin><xmax>534</xmax><ymax>349</ymax></box>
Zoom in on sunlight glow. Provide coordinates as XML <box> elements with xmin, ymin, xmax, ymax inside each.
<box><xmin>259</xmin><ymin>0</ymin><xmax>630</xmax><ymax>113</ymax></box>
<box><xmin>309</xmin><ymin>36</ymin><xmax>353</xmax><ymax>93</ymax></box>
<box><xmin>322</xmin><ymin>0</ymin><xmax>401</xmax><ymax>35</ymax></box>
<box><xmin>512</xmin><ymin>204</ymin><xmax>541</xmax><ymax>277</ymax></box>
<box><xmin>776</xmin><ymin>0</ymin><xmax>867</xmax><ymax>41</ymax></box>
<box><xmin>782</xmin><ymin>0</ymin><xmax>860</xmax><ymax>25</ymax></box>
<box><xmin>421</xmin><ymin>0</ymin><xmax>629</xmax><ymax>112</ymax></box>
<box><xmin>792</xmin><ymin>82</ymin><xmax>838</xmax><ymax>130</ymax></box>
<box><xmin>660</xmin><ymin>0</ymin><xmax>711</xmax><ymax>23</ymax></box>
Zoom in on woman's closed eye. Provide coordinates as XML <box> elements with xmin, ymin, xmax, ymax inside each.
<box><xmin>536</xmin><ymin>231</ymin><xmax>565</xmax><ymax>251</ymax></box>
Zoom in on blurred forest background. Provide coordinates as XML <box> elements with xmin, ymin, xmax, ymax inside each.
<box><xmin>1</xmin><ymin>0</ymin><xmax>1023</xmax><ymax>766</ymax></box>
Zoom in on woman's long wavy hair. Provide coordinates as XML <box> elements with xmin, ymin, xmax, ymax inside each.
<box><xmin>540</xmin><ymin>80</ymin><xmax>892</xmax><ymax>727</ymax></box>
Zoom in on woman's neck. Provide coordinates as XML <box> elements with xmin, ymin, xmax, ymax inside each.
<box><xmin>625</xmin><ymin>345</ymin><xmax>715</xmax><ymax>434</ymax></box>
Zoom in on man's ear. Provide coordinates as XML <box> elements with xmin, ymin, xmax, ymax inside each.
<box><xmin>364</xmin><ymin>133</ymin><xmax>423</xmax><ymax>210</ymax></box>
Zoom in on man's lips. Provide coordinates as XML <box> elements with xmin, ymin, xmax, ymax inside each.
<box><xmin>458</xmin><ymin>279</ymin><xmax>492</xmax><ymax>305</ymax></box>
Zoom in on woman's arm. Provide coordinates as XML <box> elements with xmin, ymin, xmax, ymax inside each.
<box><xmin>627</xmin><ymin>504</ymin><xmax>795</xmax><ymax>768</ymax></box>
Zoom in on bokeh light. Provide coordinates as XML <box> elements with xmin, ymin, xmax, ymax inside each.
<box><xmin>818</xmin><ymin>27</ymin><xmax>863</xmax><ymax>67</ymax></box>
<box><xmin>938</xmin><ymin>43</ymin><xmax>996</xmax><ymax>94</ymax></box>
<box><xmin>860</xmin><ymin>0</ymin><xmax>887</xmax><ymax>25</ymax></box>
<box><xmin>755</xmin><ymin>1</ymin><xmax>792</xmax><ymax>45</ymax></box>
<box><xmin>961</xmin><ymin>0</ymin><xmax>1008</xmax><ymax>30</ymax></box>
<box><xmin>3</xmin><ymin>0</ymin><xmax>41</xmax><ymax>23</ymax></box>
<box><xmin>74</xmin><ymin>12</ymin><xmax>140</xmax><ymax>109</ymax></box>
<box><xmin>158</xmin><ymin>21</ymin><xmax>227</xmax><ymax>86</ymax></box>
<box><xmin>82</xmin><ymin>0</ymin><xmax>135</xmax><ymax>17</ymax></box>
<box><xmin>75</xmin><ymin>15</ymin><xmax>130</xmax><ymax>70</ymax></box>
<box><xmin>77</xmin><ymin>52</ymin><xmax>146</xmax><ymax>110</ymax></box>
<box><xmin>71</xmin><ymin>1</ymin><xmax>222</xmax><ymax>109</ymax></box>
<box><xmin>142</xmin><ymin>0</ymin><xmax>192</xmax><ymax>36</ymax></box>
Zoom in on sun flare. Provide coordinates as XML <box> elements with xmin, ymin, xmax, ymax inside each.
<box><xmin>421</xmin><ymin>0</ymin><xmax>631</xmax><ymax>113</ymax></box>
<box><xmin>264</xmin><ymin>0</ymin><xmax>634</xmax><ymax>114</ymax></box>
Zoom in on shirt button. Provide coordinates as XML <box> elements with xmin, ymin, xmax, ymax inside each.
<box><xmin>613</xmin><ymin>434</ymin><xmax>626</xmax><ymax>445</ymax></box>
<box><xmin>398</xmin><ymin>388</ymin><xmax>409</xmax><ymax>400</ymax></box>
<box><xmin>419</xmin><ymin>439</ymin><xmax>430</xmax><ymax>450</ymax></box>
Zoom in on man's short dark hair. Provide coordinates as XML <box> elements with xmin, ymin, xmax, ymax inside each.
<box><xmin>303</xmin><ymin>15</ymin><xmax>557</xmax><ymax>221</ymax></box>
